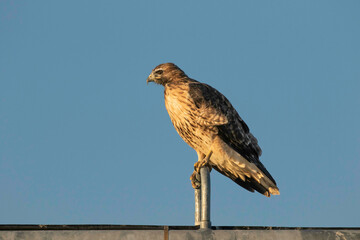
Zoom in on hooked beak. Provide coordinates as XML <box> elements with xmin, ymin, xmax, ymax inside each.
<box><xmin>146</xmin><ymin>73</ymin><xmax>154</xmax><ymax>85</ymax></box>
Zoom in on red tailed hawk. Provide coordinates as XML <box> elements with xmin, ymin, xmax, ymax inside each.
<box><xmin>147</xmin><ymin>63</ymin><xmax>279</xmax><ymax>197</ymax></box>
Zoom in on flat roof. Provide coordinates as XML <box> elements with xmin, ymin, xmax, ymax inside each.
<box><xmin>1</xmin><ymin>225</ymin><xmax>359</xmax><ymax>231</ymax></box>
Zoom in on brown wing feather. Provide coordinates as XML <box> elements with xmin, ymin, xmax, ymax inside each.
<box><xmin>188</xmin><ymin>82</ymin><xmax>277</xmax><ymax>186</ymax></box>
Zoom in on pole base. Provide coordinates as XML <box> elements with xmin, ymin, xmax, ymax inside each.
<box><xmin>200</xmin><ymin>221</ymin><xmax>211</xmax><ymax>229</ymax></box>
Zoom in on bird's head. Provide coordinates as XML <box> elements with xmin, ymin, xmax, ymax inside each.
<box><xmin>147</xmin><ymin>63</ymin><xmax>187</xmax><ymax>86</ymax></box>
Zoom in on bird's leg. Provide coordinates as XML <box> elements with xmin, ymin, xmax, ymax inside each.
<box><xmin>194</xmin><ymin>150</ymin><xmax>213</xmax><ymax>174</ymax></box>
<box><xmin>190</xmin><ymin>151</ymin><xmax>213</xmax><ymax>188</ymax></box>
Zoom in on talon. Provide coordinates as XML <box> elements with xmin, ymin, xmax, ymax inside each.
<box><xmin>190</xmin><ymin>171</ymin><xmax>201</xmax><ymax>189</ymax></box>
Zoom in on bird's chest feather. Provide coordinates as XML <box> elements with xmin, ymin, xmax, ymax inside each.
<box><xmin>164</xmin><ymin>86</ymin><xmax>213</xmax><ymax>151</ymax></box>
<box><xmin>164</xmin><ymin>88</ymin><xmax>194</xmax><ymax>133</ymax></box>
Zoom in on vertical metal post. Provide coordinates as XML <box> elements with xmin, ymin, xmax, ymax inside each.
<box><xmin>194</xmin><ymin>188</ymin><xmax>201</xmax><ymax>226</ymax></box>
<box><xmin>200</xmin><ymin>166</ymin><xmax>211</xmax><ymax>229</ymax></box>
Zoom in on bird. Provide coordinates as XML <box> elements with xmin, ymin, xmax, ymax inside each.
<box><xmin>147</xmin><ymin>63</ymin><xmax>279</xmax><ymax>197</ymax></box>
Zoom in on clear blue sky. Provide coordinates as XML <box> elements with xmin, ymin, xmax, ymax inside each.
<box><xmin>1</xmin><ymin>1</ymin><xmax>359</xmax><ymax>227</ymax></box>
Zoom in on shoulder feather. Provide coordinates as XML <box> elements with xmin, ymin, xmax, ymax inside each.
<box><xmin>188</xmin><ymin>82</ymin><xmax>229</xmax><ymax>126</ymax></box>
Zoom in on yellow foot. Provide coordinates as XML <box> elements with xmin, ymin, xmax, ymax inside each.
<box><xmin>194</xmin><ymin>151</ymin><xmax>213</xmax><ymax>173</ymax></box>
<box><xmin>190</xmin><ymin>171</ymin><xmax>201</xmax><ymax>189</ymax></box>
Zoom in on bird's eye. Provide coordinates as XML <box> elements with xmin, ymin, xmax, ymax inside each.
<box><xmin>155</xmin><ymin>69</ymin><xmax>163</xmax><ymax>75</ymax></box>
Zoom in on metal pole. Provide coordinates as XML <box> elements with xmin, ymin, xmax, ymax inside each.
<box><xmin>200</xmin><ymin>166</ymin><xmax>211</xmax><ymax>229</ymax></box>
<box><xmin>194</xmin><ymin>188</ymin><xmax>201</xmax><ymax>226</ymax></box>
<box><xmin>194</xmin><ymin>171</ymin><xmax>201</xmax><ymax>226</ymax></box>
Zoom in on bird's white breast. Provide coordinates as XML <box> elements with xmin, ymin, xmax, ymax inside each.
<box><xmin>164</xmin><ymin>85</ymin><xmax>213</xmax><ymax>153</ymax></box>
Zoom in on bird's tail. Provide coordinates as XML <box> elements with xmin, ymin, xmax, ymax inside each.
<box><xmin>211</xmin><ymin>139</ymin><xmax>280</xmax><ymax>197</ymax></box>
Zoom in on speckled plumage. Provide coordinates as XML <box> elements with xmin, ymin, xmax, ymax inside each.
<box><xmin>147</xmin><ymin>63</ymin><xmax>279</xmax><ymax>197</ymax></box>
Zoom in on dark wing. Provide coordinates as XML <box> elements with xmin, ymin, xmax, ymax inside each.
<box><xmin>188</xmin><ymin>82</ymin><xmax>277</xmax><ymax>186</ymax></box>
